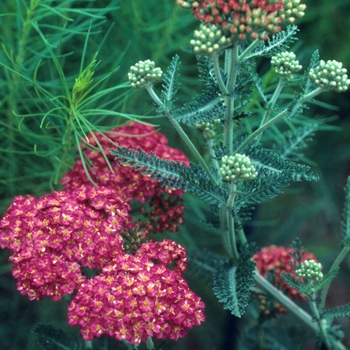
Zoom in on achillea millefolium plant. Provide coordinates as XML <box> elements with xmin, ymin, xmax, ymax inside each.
<box><xmin>2</xmin><ymin>1</ymin><xmax>350</xmax><ymax>350</ymax></box>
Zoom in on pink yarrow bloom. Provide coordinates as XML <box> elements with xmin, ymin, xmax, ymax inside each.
<box><xmin>0</xmin><ymin>184</ymin><xmax>131</xmax><ymax>301</ymax></box>
<box><xmin>68</xmin><ymin>239</ymin><xmax>205</xmax><ymax>343</ymax></box>
<box><xmin>62</xmin><ymin>122</ymin><xmax>189</xmax><ymax>233</ymax></box>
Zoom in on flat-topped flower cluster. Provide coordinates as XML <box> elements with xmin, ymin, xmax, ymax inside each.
<box><xmin>177</xmin><ymin>0</ymin><xmax>306</xmax><ymax>41</ymax></box>
<box><xmin>0</xmin><ymin>122</ymin><xmax>205</xmax><ymax>344</ymax></box>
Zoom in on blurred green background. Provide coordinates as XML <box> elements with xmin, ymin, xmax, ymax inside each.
<box><xmin>1</xmin><ymin>0</ymin><xmax>350</xmax><ymax>349</ymax></box>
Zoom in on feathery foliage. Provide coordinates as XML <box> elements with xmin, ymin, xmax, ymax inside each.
<box><xmin>111</xmin><ymin>146</ymin><xmax>228</xmax><ymax>206</ymax></box>
<box><xmin>212</xmin><ymin>247</ymin><xmax>255</xmax><ymax>317</ymax></box>
<box><xmin>235</xmin><ymin>144</ymin><xmax>318</xmax><ymax>209</ymax></box>
<box><xmin>245</xmin><ymin>25</ymin><xmax>299</xmax><ymax>59</ymax></box>
<box><xmin>159</xmin><ymin>55</ymin><xmax>181</xmax><ymax>111</ymax></box>
<box><xmin>321</xmin><ymin>304</ymin><xmax>350</xmax><ymax>320</ymax></box>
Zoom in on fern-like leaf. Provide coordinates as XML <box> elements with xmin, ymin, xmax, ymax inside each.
<box><xmin>172</xmin><ymin>88</ymin><xmax>225</xmax><ymax>125</ymax></box>
<box><xmin>235</xmin><ymin>144</ymin><xmax>318</xmax><ymax>209</ymax></box>
<box><xmin>280</xmin><ymin>272</ymin><xmax>304</xmax><ymax>293</ymax></box>
<box><xmin>212</xmin><ymin>248</ymin><xmax>255</xmax><ymax>317</ymax></box>
<box><xmin>321</xmin><ymin>303</ymin><xmax>350</xmax><ymax>320</ymax></box>
<box><xmin>110</xmin><ymin>146</ymin><xmax>228</xmax><ymax>207</ymax></box>
<box><xmin>244</xmin><ymin>61</ymin><xmax>268</xmax><ymax>104</ymax></box>
<box><xmin>159</xmin><ymin>54</ymin><xmax>181</xmax><ymax>111</ymax></box>
<box><xmin>247</xmin><ymin>25</ymin><xmax>299</xmax><ymax>59</ymax></box>
<box><xmin>276</xmin><ymin>124</ymin><xmax>318</xmax><ymax>161</ymax></box>
<box><xmin>302</xmin><ymin>49</ymin><xmax>320</xmax><ymax>93</ymax></box>
<box><xmin>313</xmin><ymin>267</ymin><xmax>339</xmax><ymax>293</ymax></box>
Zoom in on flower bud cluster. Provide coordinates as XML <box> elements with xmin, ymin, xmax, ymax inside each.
<box><xmin>220</xmin><ymin>154</ymin><xmax>258</xmax><ymax>182</ymax></box>
<box><xmin>177</xmin><ymin>0</ymin><xmax>306</xmax><ymax>41</ymax></box>
<box><xmin>190</xmin><ymin>23</ymin><xmax>231</xmax><ymax>55</ymax></box>
<box><xmin>308</xmin><ymin>60</ymin><xmax>350</xmax><ymax>93</ymax></box>
<box><xmin>271</xmin><ymin>51</ymin><xmax>302</xmax><ymax>81</ymax></box>
<box><xmin>296</xmin><ymin>259</ymin><xmax>323</xmax><ymax>281</ymax></box>
<box><xmin>278</xmin><ymin>0</ymin><xmax>306</xmax><ymax>24</ymax></box>
<box><xmin>196</xmin><ymin>121</ymin><xmax>217</xmax><ymax>139</ymax></box>
<box><xmin>128</xmin><ymin>60</ymin><xmax>163</xmax><ymax>88</ymax></box>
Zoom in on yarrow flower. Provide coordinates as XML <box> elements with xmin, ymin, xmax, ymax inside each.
<box><xmin>253</xmin><ymin>245</ymin><xmax>318</xmax><ymax>300</ymax></box>
<box><xmin>177</xmin><ymin>0</ymin><xmax>306</xmax><ymax>41</ymax></box>
<box><xmin>67</xmin><ymin>239</ymin><xmax>205</xmax><ymax>343</ymax></box>
<box><xmin>0</xmin><ymin>184</ymin><xmax>131</xmax><ymax>301</ymax></box>
<box><xmin>0</xmin><ymin>188</ymin><xmax>206</xmax><ymax>343</ymax></box>
<box><xmin>62</xmin><ymin>122</ymin><xmax>189</xmax><ymax>233</ymax></box>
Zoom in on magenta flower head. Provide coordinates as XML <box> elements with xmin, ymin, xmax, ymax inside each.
<box><xmin>62</xmin><ymin>122</ymin><xmax>189</xmax><ymax>233</ymax></box>
<box><xmin>68</xmin><ymin>239</ymin><xmax>205</xmax><ymax>343</ymax></box>
<box><xmin>0</xmin><ymin>184</ymin><xmax>132</xmax><ymax>301</ymax></box>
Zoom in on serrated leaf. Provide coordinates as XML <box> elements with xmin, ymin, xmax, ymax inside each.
<box><xmin>321</xmin><ymin>303</ymin><xmax>350</xmax><ymax>320</ymax></box>
<box><xmin>33</xmin><ymin>324</ymin><xmax>83</xmax><ymax>350</ymax></box>
<box><xmin>314</xmin><ymin>267</ymin><xmax>339</xmax><ymax>293</ymax></box>
<box><xmin>111</xmin><ymin>146</ymin><xmax>228</xmax><ymax>207</ymax></box>
<box><xmin>246</xmin><ymin>25</ymin><xmax>299</xmax><ymax>59</ymax></box>
<box><xmin>212</xmin><ymin>249</ymin><xmax>255</xmax><ymax>317</ymax></box>
<box><xmin>172</xmin><ymin>89</ymin><xmax>225</xmax><ymax>125</ymax></box>
<box><xmin>235</xmin><ymin>144</ymin><xmax>318</xmax><ymax>209</ymax></box>
<box><xmin>280</xmin><ymin>272</ymin><xmax>304</xmax><ymax>293</ymax></box>
<box><xmin>159</xmin><ymin>54</ymin><xmax>181</xmax><ymax>111</ymax></box>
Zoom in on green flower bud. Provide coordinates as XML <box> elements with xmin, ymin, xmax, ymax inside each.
<box><xmin>196</xmin><ymin>121</ymin><xmax>216</xmax><ymax>138</ymax></box>
<box><xmin>296</xmin><ymin>259</ymin><xmax>323</xmax><ymax>282</ymax></box>
<box><xmin>128</xmin><ymin>60</ymin><xmax>163</xmax><ymax>88</ymax></box>
<box><xmin>309</xmin><ymin>60</ymin><xmax>350</xmax><ymax>93</ymax></box>
<box><xmin>190</xmin><ymin>23</ymin><xmax>231</xmax><ymax>56</ymax></box>
<box><xmin>220</xmin><ymin>154</ymin><xmax>258</xmax><ymax>182</ymax></box>
<box><xmin>271</xmin><ymin>51</ymin><xmax>302</xmax><ymax>81</ymax></box>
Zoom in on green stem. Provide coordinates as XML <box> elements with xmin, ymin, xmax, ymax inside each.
<box><xmin>235</xmin><ymin>86</ymin><xmax>326</xmax><ymax>154</ymax></box>
<box><xmin>255</xmin><ymin>272</ymin><xmax>347</xmax><ymax>350</ymax></box>
<box><xmin>226</xmin><ymin>182</ymin><xmax>239</xmax><ymax>262</ymax></box>
<box><xmin>255</xmin><ymin>78</ymin><xmax>285</xmax><ymax>144</ymax></box>
<box><xmin>308</xmin><ymin>287</ymin><xmax>332</xmax><ymax>350</ymax></box>
<box><xmin>145</xmin><ymin>85</ymin><xmax>218</xmax><ymax>185</ymax></box>
<box><xmin>211</xmin><ymin>52</ymin><xmax>228</xmax><ymax>95</ymax></box>
<box><xmin>146</xmin><ymin>337</ymin><xmax>155</xmax><ymax>350</ymax></box>
<box><xmin>205</xmin><ymin>134</ymin><xmax>221</xmax><ymax>178</ymax></box>
<box><xmin>219</xmin><ymin>206</ymin><xmax>233</xmax><ymax>258</ymax></box>
<box><xmin>254</xmin><ymin>271</ymin><xmax>317</xmax><ymax>331</ymax></box>
<box><xmin>223</xmin><ymin>42</ymin><xmax>239</xmax><ymax>156</ymax></box>
<box><xmin>238</xmin><ymin>39</ymin><xmax>260</xmax><ymax>61</ymax></box>
<box><xmin>236</xmin><ymin>108</ymin><xmax>289</xmax><ymax>153</ymax></box>
<box><xmin>320</xmin><ymin>245</ymin><xmax>350</xmax><ymax>309</ymax></box>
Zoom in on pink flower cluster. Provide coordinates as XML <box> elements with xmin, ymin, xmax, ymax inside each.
<box><xmin>0</xmin><ymin>185</ymin><xmax>131</xmax><ymax>301</ymax></box>
<box><xmin>68</xmin><ymin>240</ymin><xmax>205</xmax><ymax>343</ymax></box>
<box><xmin>62</xmin><ymin>122</ymin><xmax>189</xmax><ymax>233</ymax></box>
<box><xmin>253</xmin><ymin>245</ymin><xmax>317</xmax><ymax>299</ymax></box>
<box><xmin>0</xmin><ymin>122</ymin><xmax>205</xmax><ymax>344</ymax></box>
<box><xmin>177</xmin><ymin>0</ymin><xmax>306</xmax><ymax>40</ymax></box>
